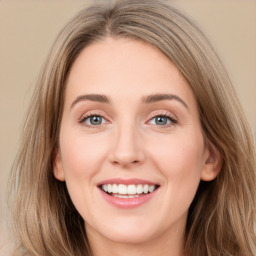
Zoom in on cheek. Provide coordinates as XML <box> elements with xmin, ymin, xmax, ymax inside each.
<box><xmin>59</xmin><ymin>131</ymin><xmax>108</xmax><ymax>179</ymax></box>
<box><xmin>149</xmin><ymin>131</ymin><xmax>204</xmax><ymax>194</ymax></box>
<box><xmin>58</xmin><ymin>132</ymin><xmax>110</xmax><ymax>217</ymax></box>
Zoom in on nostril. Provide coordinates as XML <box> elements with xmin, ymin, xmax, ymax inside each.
<box><xmin>111</xmin><ymin>158</ymin><xmax>141</xmax><ymax>167</ymax></box>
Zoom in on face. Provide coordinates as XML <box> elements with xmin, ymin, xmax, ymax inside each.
<box><xmin>54</xmin><ymin>38</ymin><xmax>220</xmax><ymax>247</ymax></box>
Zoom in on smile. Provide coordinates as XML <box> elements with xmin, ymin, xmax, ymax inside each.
<box><xmin>101</xmin><ymin>184</ymin><xmax>158</xmax><ymax>198</ymax></box>
<box><xmin>98</xmin><ymin>180</ymin><xmax>160</xmax><ymax>208</ymax></box>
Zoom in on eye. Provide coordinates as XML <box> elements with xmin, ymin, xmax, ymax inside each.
<box><xmin>80</xmin><ymin>115</ymin><xmax>107</xmax><ymax>126</ymax></box>
<box><xmin>148</xmin><ymin>115</ymin><xmax>177</xmax><ymax>126</ymax></box>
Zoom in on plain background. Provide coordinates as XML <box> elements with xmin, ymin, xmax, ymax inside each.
<box><xmin>0</xmin><ymin>0</ymin><xmax>256</xmax><ymax>254</ymax></box>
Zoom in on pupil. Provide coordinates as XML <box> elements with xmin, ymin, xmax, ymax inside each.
<box><xmin>90</xmin><ymin>116</ymin><xmax>102</xmax><ymax>125</ymax></box>
<box><xmin>156</xmin><ymin>116</ymin><xmax>167</xmax><ymax>125</ymax></box>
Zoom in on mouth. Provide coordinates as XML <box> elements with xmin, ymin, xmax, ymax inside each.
<box><xmin>99</xmin><ymin>183</ymin><xmax>160</xmax><ymax>199</ymax></box>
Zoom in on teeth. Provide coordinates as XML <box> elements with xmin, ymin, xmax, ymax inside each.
<box><xmin>118</xmin><ymin>184</ymin><xmax>127</xmax><ymax>194</ymax></box>
<box><xmin>101</xmin><ymin>184</ymin><xmax>157</xmax><ymax>195</ymax></box>
<box><xmin>129</xmin><ymin>195</ymin><xmax>139</xmax><ymax>198</ymax></box>
<box><xmin>113</xmin><ymin>194</ymin><xmax>140</xmax><ymax>198</ymax></box>
<box><xmin>127</xmin><ymin>185</ymin><xmax>136</xmax><ymax>194</ymax></box>
<box><xmin>103</xmin><ymin>184</ymin><xmax>108</xmax><ymax>192</ymax></box>
<box><xmin>107</xmin><ymin>184</ymin><xmax>112</xmax><ymax>193</ymax></box>
<box><xmin>136</xmin><ymin>184</ymin><xmax>143</xmax><ymax>194</ymax></box>
<box><xmin>143</xmin><ymin>184</ymin><xmax>149</xmax><ymax>193</ymax></box>
<box><xmin>113</xmin><ymin>194</ymin><xmax>129</xmax><ymax>198</ymax></box>
<box><xmin>149</xmin><ymin>185</ymin><xmax>155</xmax><ymax>193</ymax></box>
<box><xmin>112</xmin><ymin>184</ymin><xmax>118</xmax><ymax>193</ymax></box>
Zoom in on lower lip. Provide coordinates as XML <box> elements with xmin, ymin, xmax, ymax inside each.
<box><xmin>99</xmin><ymin>188</ymin><xmax>158</xmax><ymax>209</ymax></box>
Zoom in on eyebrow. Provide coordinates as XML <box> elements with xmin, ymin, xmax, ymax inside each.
<box><xmin>71</xmin><ymin>94</ymin><xmax>110</xmax><ymax>109</ymax></box>
<box><xmin>70</xmin><ymin>93</ymin><xmax>188</xmax><ymax>110</ymax></box>
<box><xmin>143</xmin><ymin>94</ymin><xmax>188</xmax><ymax>109</ymax></box>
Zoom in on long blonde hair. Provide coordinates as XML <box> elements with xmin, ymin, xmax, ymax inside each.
<box><xmin>9</xmin><ymin>0</ymin><xmax>256</xmax><ymax>255</ymax></box>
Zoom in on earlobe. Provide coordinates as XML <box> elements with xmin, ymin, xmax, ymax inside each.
<box><xmin>200</xmin><ymin>141</ymin><xmax>222</xmax><ymax>181</ymax></box>
<box><xmin>53</xmin><ymin>149</ymin><xmax>65</xmax><ymax>181</ymax></box>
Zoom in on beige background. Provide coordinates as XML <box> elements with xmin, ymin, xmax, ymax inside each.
<box><xmin>0</xmin><ymin>0</ymin><xmax>256</xmax><ymax>253</ymax></box>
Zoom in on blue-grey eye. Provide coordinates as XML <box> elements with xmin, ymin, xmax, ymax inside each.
<box><xmin>149</xmin><ymin>116</ymin><xmax>174</xmax><ymax>126</ymax></box>
<box><xmin>85</xmin><ymin>115</ymin><xmax>106</xmax><ymax>126</ymax></box>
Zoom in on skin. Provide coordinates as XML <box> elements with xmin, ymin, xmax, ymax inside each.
<box><xmin>54</xmin><ymin>38</ymin><xmax>221</xmax><ymax>256</ymax></box>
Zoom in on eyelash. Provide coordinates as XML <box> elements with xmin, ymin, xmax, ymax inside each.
<box><xmin>79</xmin><ymin>112</ymin><xmax>109</xmax><ymax>128</ymax></box>
<box><xmin>147</xmin><ymin>112</ymin><xmax>177</xmax><ymax>127</ymax></box>
<box><xmin>79</xmin><ymin>112</ymin><xmax>177</xmax><ymax>128</ymax></box>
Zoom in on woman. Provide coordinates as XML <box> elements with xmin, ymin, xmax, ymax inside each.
<box><xmin>9</xmin><ymin>0</ymin><xmax>256</xmax><ymax>255</ymax></box>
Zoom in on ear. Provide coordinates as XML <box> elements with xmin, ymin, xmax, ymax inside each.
<box><xmin>200</xmin><ymin>140</ymin><xmax>222</xmax><ymax>181</ymax></box>
<box><xmin>53</xmin><ymin>148</ymin><xmax>65</xmax><ymax>181</ymax></box>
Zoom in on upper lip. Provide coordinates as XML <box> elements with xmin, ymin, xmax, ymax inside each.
<box><xmin>98</xmin><ymin>178</ymin><xmax>159</xmax><ymax>186</ymax></box>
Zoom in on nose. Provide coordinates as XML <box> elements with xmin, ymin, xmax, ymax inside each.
<box><xmin>108</xmin><ymin>123</ymin><xmax>146</xmax><ymax>168</ymax></box>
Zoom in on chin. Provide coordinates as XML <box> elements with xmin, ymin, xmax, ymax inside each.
<box><xmin>86</xmin><ymin>217</ymin><xmax>158</xmax><ymax>245</ymax></box>
<box><xmin>101</xmin><ymin>228</ymin><xmax>155</xmax><ymax>244</ymax></box>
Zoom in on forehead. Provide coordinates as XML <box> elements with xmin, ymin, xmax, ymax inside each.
<box><xmin>65</xmin><ymin>37</ymin><xmax>197</xmax><ymax>109</ymax></box>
